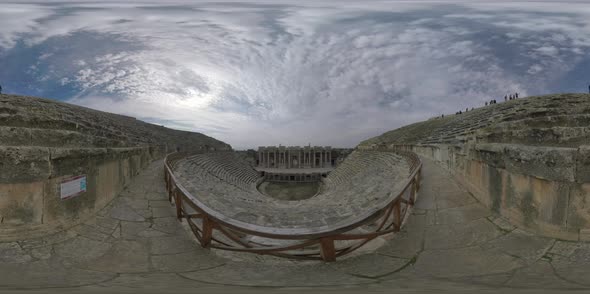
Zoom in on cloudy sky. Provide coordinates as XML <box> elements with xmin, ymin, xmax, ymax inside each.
<box><xmin>1</xmin><ymin>1</ymin><xmax>589</xmax><ymax>149</ymax></box>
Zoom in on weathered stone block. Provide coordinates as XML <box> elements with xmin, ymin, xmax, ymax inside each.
<box><xmin>0</xmin><ymin>126</ymin><xmax>31</xmax><ymax>146</ymax></box>
<box><xmin>49</xmin><ymin>148</ymin><xmax>107</xmax><ymax>177</ymax></box>
<box><xmin>30</xmin><ymin>129</ymin><xmax>94</xmax><ymax>148</ymax></box>
<box><xmin>576</xmin><ymin>146</ymin><xmax>590</xmax><ymax>183</ymax></box>
<box><xmin>503</xmin><ymin>145</ymin><xmax>576</xmax><ymax>182</ymax></box>
<box><xmin>0</xmin><ymin>146</ymin><xmax>50</xmax><ymax>183</ymax></box>
<box><xmin>567</xmin><ymin>183</ymin><xmax>590</xmax><ymax>231</ymax></box>
<box><xmin>0</xmin><ymin>181</ymin><xmax>44</xmax><ymax>225</ymax></box>
<box><xmin>474</xmin><ymin>143</ymin><xmax>506</xmax><ymax>168</ymax></box>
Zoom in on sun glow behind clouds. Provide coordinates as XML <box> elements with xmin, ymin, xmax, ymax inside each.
<box><xmin>0</xmin><ymin>1</ymin><xmax>589</xmax><ymax>149</ymax></box>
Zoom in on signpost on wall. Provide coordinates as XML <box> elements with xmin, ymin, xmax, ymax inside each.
<box><xmin>60</xmin><ymin>175</ymin><xmax>87</xmax><ymax>200</ymax></box>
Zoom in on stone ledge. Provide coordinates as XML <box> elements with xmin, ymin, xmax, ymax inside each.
<box><xmin>473</xmin><ymin>143</ymin><xmax>577</xmax><ymax>182</ymax></box>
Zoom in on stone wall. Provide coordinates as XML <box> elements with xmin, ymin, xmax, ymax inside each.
<box><xmin>0</xmin><ymin>146</ymin><xmax>166</xmax><ymax>240</ymax></box>
<box><xmin>358</xmin><ymin>94</ymin><xmax>590</xmax><ymax>240</ymax></box>
<box><xmin>0</xmin><ymin>94</ymin><xmax>231</xmax><ymax>240</ymax></box>
<box><xmin>363</xmin><ymin>143</ymin><xmax>590</xmax><ymax>240</ymax></box>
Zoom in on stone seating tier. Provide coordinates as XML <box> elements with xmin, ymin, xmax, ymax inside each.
<box><xmin>172</xmin><ymin>151</ymin><xmax>411</xmax><ymax>229</ymax></box>
<box><xmin>361</xmin><ymin>94</ymin><xmax>590</xmax><ymax>148</ymax></box>
<box><xmin>0</xmin><ymin>94</ymin><xmax>230</xmax><ymax>151</ymax></box>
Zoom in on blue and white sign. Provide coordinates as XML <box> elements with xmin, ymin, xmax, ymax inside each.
<box><xmin>60</xmin><ymin>175</ymin><xmax>87</xmax><ymax>200</ymax></box>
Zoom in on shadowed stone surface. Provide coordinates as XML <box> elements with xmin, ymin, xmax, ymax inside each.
<box><xmin>2</xmin><ymin>157</ymin><xmax>590</xmax><ymax>293</ymax></box>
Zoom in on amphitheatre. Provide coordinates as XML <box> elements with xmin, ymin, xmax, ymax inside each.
<box><xmin>0</xmin><ymin>92</ymin><xmax>589</xmax><ymax>292</ymax></box>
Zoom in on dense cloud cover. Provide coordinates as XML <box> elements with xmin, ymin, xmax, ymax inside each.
<box><xmin>0</xmin><ymin>1</ymin><xmax>589</xmax><ymax>148</ymax></box>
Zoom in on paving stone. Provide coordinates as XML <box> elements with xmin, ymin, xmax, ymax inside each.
<box><xmin>30</xmin><ymin>246</ymin><xmax>53</xmax><ymax>260</ymax></box>
<box><xmin>111</xmin><ymin>225</ymin><xmax>122</xmax><ymax>238</ymax></box>
<box><xmin>72</xmin><ymin>224</ymin><xmax>113</xmax><ymax>242</ymax></box>
<box><xmin>436</xmin><ymin>190</ymin><xmax>476</xmax><ymax>209</ymax></box>
<box><xmin>179</xmin><ymin>262</ymin><xmax>373</xmax><ymax>287</ymax></box>
<box><xmin>150</xmin><ymin>200</ymin><xmax>172</xmax><ymax>208</ymax></box>
<box><xmin>150</xmin><ymin>236</ymin><xmax>198</xmax><ymax>255</ymax></box>
<box><xmin>0</xmin><ymin>258</ymin><xmax>116</xmax><ymax>288</ymax></box>
<box><xmin>425</xmin><ymin>218</ymin><xmax>503</xmax><ymax>250</ymax></box>
<box><xmin>330</xmin><ymin>253</ymin><xmax>410</xmax><ymax>278</ymax></box>
<box><xmin>488</xmin><ymin>215</ymin><xmax>517</xmax><ymax>232</ymax></box>
<box><xmin>507</xmin><ymin>260</ymin><xmax>584</xmax><ymax>289</ymax></box>
<box><xmin>109</xmin><ymin>202</ymin><xmax>146</xmax><ymax>222</ymax></box>
<box><xmin>120</xmin><ymin>221</ymin><xmax>151</xmax><ymax>238</ymax></box>
<box><xmin>151</xmin><ymin>250</ymin><xmax>225</xmax><ymax>272</ymax></box>
<box><xmin>146</xmin><ymin>192</ymin><xmax>166</xmax><ymax>201</ymax></box>
<box><xmin>135</xmin><ymin>209</ymin><xmax>153</xmax><ymax>219</ymax></box>
<box><xmin>17</xmin><ymin>229</ymin><xmax>77</xmax><ymax>249</ymax></box>
<box><xmin>152</xmin><ymin>217</ymin><xmax>183</xmax><ymax>234</ymax></box>
<box><xmin>54</xmin><ymin>236</ymin><xmax>112</xmax><ymax>264</ymax></box>
<box><xmin>413</xmin><ymin>246</ymin><xmax>525</xmax><ymax>278</ymax></box>
<box><xmin>435</xmin><ymin>203</ymin><xmax>490</xmax><ymax>224</ymax></box>
<box><xmin>152</xmin><ymin>206</ymin><xmax>176</xmax><ymax>218</ymax></box>
<box><xmin>94</xmin><ymin>272</ymin><xmax>205</xmax><ymax>290</ymax></box>
<box><xmin>124</xmin><ymin>199</ymin><xmax>150</xmax><ymax>211</ymax></box>
<box><xmin>377</xmin><ymin>228</ymin><xmax>424</xmax><ymax>258</ymax></box>
<box><xmin>549</xmin><ymin>240</ymin><xmax>585</xmax><ymax>257</ymax></box>
<box><xmin>481</xmin><ymin>230</ymin><xmax>554</xmax><ymax>264</ymax></box>
<box><xmin>449</xmin><ymin>272</ymin><xmax>513</xmax><ymax>287</ymax></box>
<box><xmin>94</xmin><ymin>216</ymin><xmax>120</xmax><ymax>231</ymax></box>
<box><xmin>0</xmin><ymin>242</ymin><xmax>32</xmax><ymax>263</ymax></box>
<box><xmin>138</xmin><ymin>228</ymin><xmax>170</xmax><ymax>238</ymax></box>
<box><xmin>413</xmin><ymin>186</ymin><xmax>436</xmax><ymax>210</ymax></box>
<box><xmin>83</xmin><ymin>240</ymin><xmax>150</xmax><ymax>273</ymax></box>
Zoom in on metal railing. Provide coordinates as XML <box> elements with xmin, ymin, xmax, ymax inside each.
<box><xmin>164</xmin><ymin>150</ymin><xmax>422</xmax><ymax>262</ymax></box>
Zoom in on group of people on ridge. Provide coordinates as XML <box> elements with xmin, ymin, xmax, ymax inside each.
<box><xmin>443</xmin><ymin>92</ymin><xmax>521</xmax><ymax>118</ymax></box>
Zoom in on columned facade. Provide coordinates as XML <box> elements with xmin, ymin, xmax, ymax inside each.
<box><xmin>257</xmin><ymin>146</ymin><xmax>333</xmax><ymax>169</ymax></box>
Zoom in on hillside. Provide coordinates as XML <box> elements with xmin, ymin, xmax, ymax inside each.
<box><xmin>359</xmin><ymin>93</ymin><xmax>590</xmax><ymax>148</ymax></box>
<box><xmin>0</xmin><ymin>94</ymin><xmax>230</xmax><ymax>151</ymax></box>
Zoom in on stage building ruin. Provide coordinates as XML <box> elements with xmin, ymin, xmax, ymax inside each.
<box><xmin>256</xmin><ymin>145</ymin><xmax>335</xmax><ymax>182</ymax></box>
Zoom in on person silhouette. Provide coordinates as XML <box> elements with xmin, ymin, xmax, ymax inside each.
<box><xmin>0</xmin><ymin>84</ymin><xmax>2</xmax><ymax>94</ymax></box>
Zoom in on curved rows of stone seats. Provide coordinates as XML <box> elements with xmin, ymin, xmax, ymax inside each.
<box><xmin>0</xmin><ymin>94</ymin><xmax>230</xmax><ymax>150</ymax></box>
<box><xmin>181</xmin><ymin>152</ymin><xmax>260</xmax><ymax>191</ymax></box>
<box><xmin>362</xmin><ymin>94</ymin><xmax>590</xmax><ymax>147</ymax></box>
<box><xmin>0</xmin><ymin>94</ymin><xmax>229</xmax><ymax>240</ymax></box>
<box><xmin>172</xmin><ymin>150</ymin><xmax>411</xmax><ymax>229</ymax></box>
<box><xmin>359</xmin><ymin>93</ymin><xmax>590</xmax><ymax>241</ymax></box>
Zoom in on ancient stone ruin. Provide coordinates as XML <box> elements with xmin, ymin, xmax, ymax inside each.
<box><xmin>0</xmin><ymin>93</ymin><xmax>589</xmax><ymax>291</ymax></box>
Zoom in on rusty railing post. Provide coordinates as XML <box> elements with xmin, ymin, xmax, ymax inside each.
<box><xmin>393</xmin><ymin>201</ymin><xmax>401</xmax><ymax>232</ymax></box>
<box><xmin>201</xmin><ymin>216</ymin><xmax>213</xmax><ymax>248</ymax></box>
<box><xmin>416</xmin><ymin>170</ymin><xmax>421</xmax><ymax>191</ymax></box>
<box><xmin>409</xmin><ymin>180</ymin><xmax>416</xmax><ymax>205</ymax></box>
<box><xmin>320</xmin><ymin>237</ymin><xmax>336</xmax><ymax>262</ymax></box>
<box><xmin>174</xmin><ymin>189</ymin><xmax>183</xmax><ymax>221</ymax></box>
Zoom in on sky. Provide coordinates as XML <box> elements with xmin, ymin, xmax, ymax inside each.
<box><xmin>1</xmin><ymin>1</ymin><xmax>589</xmax><ymax>149</ymax></box>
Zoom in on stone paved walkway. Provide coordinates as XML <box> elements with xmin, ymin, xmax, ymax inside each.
<box><xmin>1</xmin><ymin>158</ymin><xmax>589</xmax><ymax>293</ymax></box>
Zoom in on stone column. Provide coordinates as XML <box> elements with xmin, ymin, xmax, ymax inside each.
<box><xmin>320</xmin><ymin>151</ymin><xmax>323</xmax><ymax>168</ymax></box>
